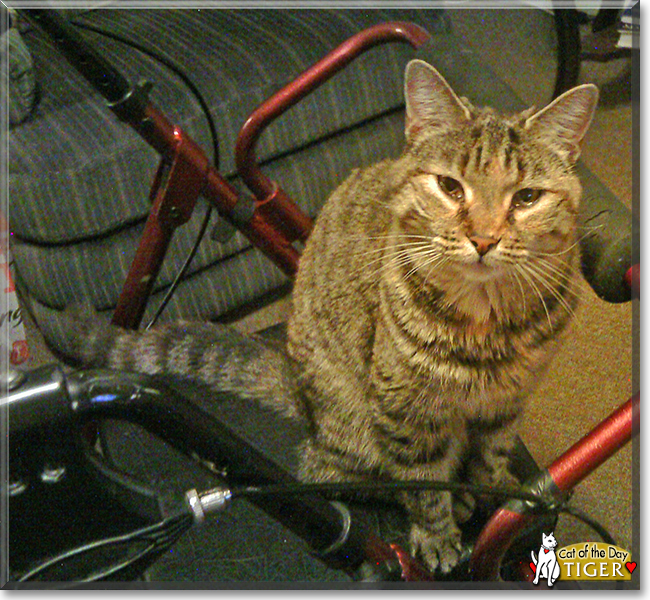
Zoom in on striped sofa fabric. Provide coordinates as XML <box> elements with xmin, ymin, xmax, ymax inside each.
<box><xmin>9</xmin><ymin>8</ymin><xmax>449</xmax><ymax>346</ymax></box>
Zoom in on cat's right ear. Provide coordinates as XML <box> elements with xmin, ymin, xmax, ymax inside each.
<box><xmin>404</xmin><ymin>60</ymin><xmax>471</xmax><ymax>141</ymax></box>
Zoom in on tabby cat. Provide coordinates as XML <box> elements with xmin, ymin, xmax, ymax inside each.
<box><xmin>56</xmin><ymin>60</ymin><xmax>598</xmax><ymax>574</ymax></box>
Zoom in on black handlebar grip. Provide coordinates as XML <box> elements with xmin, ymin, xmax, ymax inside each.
<box><xmin>4</xmin><ymin>364</ymin><xmax>74</xmax><ymax>435</ymax></box>
<box><xmin>23</xmin><ymin>9</ymin><xmax>132</xmax><ymax>105</ymax></box>
<box><xmin>575</xmin><ymin>163</ymin><xmax>637</xmax><ymax>303</ymax></box>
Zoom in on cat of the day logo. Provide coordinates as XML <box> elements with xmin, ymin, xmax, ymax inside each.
<box><xmin>529</xmin><ymin>533</ymin><xmax>636</xmax><ymax>586</ymax></box>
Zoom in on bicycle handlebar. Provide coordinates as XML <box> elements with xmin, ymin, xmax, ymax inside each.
<box><xmin>5</xmin><ymin>364</ymin><xmax>436</xmax><ymax>583</ymax></box>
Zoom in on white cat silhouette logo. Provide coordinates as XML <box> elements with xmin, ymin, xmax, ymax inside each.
<box><xmin>531</xmin><ymin>532</ymin><xmax>561</xmax><ymax>586</ymax></box>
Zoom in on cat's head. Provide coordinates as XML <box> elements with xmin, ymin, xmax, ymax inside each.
<box><xmin>542</xmin><ymin>532</ymin><xmax>558</xmax><ymax>548</ymax></box>
<box><xmin>390</xmin><ymin>59</ymin><xmax>598</xmax><ymax>289</ymax></box>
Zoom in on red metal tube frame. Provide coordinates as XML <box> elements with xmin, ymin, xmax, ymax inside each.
<box><xmin>113</xmin><ymin>21</ymin><xmax>430</xmax><ymax>329</ymax></box>
<box><xmin>235</xmin><ymin>21</ymin><xmax>431</xmax><ymax>244</ymax></box>
<box><xmin>110</xmin><ymin>103</ymin><xmax>304</xmax><ymax>329</ymax></box>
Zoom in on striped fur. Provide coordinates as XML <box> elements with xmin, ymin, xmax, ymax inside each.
<box><xmin>57</xmin><ymin>60</ymin><xmax>598</xmax><ymax>576</ymax></box>
<box><xmin>287</xmin><ymin>60</ymin><xmax>598</xmax><ymax>573</ymax></box>
<box><xmin>58</xmin><ymin>305</ymin><xmax>301</xmax><ymax>420</ymax></box>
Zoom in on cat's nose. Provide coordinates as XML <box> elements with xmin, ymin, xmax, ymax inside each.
<box><xmin>469</xmin><ymin>234</ymin><xmax>500</xmax><ymax>256</ymax></box>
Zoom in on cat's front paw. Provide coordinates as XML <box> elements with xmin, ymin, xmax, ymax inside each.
<box><xmin>409</xmin><ymin>523</ymin><xmax>463</xmax><ymax>575</ymax></box>
<box><xmin>452</xmin><ymin>490</ymin><xmax>476</xmax><ymax>524</ymax></box>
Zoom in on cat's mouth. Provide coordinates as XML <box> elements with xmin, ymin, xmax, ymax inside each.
<box><xmin>464</xmin><ymin>259</ymin><xmax>501</xmax><ymax>281</ymax></box>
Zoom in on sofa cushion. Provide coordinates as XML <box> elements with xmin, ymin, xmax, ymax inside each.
<box><xmin>11</xmin><ymin>9</ymin><xmax>447</xmax><ymax>240</ymax></box>
<box><xmin>9</xmin><ymin>8</ymin><xmax>448</xmax><ymax>342</ymax></box>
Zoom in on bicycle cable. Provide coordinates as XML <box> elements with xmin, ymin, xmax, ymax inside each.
<box><xmin>70</xmin><ymin>20</ymin><xmax>221</xmax><ymax>330</ymax></box>
<box><xmin>233</xmin><ymin>479</ymin><xmax>555</xmax><ymax>508</ymax></box>
<box><xmin>17</xmin><ymin>513</ymin><xmax>193</xmax><ymax>583</ymax></box>
<box><xmin>231</xmin><ymin>479</ymin><xmax>618</xmax><ymax>547</ymax></box>
<box><xmin>15</xmin><ymin>477</ymin><xmax>617</xmax><ymax>583</ymax></box>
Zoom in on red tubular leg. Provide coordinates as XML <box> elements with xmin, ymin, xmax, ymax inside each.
<box><xmin>112</xmin><ymin>121</ymin><xmax>210</xmax><ymax>329</ymax></box>
<box><xmin>470</xmin><ymin>393</ymin><xmax>639</xmax><ymax>581</ymax></box>
<box><xmin>112</xmin><ymin>102</ymin><xmax>303</xmax><ymax>328</ymax></box>
<box><xmin>235</xmin><ymin>21</ymin><xmax>431</xmax><ymax>244</ymax></box>
<box><xmin>469</xmin><ymin>509</ymin><xmax>536</xmax><ymax>582</ymax></box>
<box><xmin>112</xmin><ymin>214</ymin><xmax>174</xmax><ymax>330</ymax></box>
<box><xmin>626</xmin><ymin>264</ymin><xmax>640</xmax><ymax>299</ymax></box>
<box><xmin>547</xmin><ymin>392</ymin><xmax>639</xmax><ymax>491</ymax></box>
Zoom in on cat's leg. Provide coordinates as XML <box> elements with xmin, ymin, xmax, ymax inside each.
<box><xmin>389</xmin><ymin>436</ymin><xmax>467</xmax><ymax>575</ymax></box>
<box><xmin>308</xmin><ymin>409</ymin><xmax>466</xmax><ymax>573</ymax></box>
<box><xmin>296</xmin><ymin>391</ymin><xmax>386</xmax><ymax>485</ymax></box>
<box><xmin>402</xmin><ymin>485</ymin><xmax>464</xmax><ymax>574</ymax></box>
<box><xmin>451</xmin><ymin>488</ymin><xmax>476</xmax><ymax>524</ymax></box>
<box><xmin>532</xmin><ymin>559</ymin><xmax>541</xmax><ymax>585</ymax></box>
<box><xmin>467</xmin><ymin>416</ymin><xmax>521</xmax><ymax>494</ymax></box>
<box><xmin>550</xmin><ymin>560</ymin><xmax>560</xmax><ymax>586</ymax></box>
<box><xmin>298</xmin><ymin>436</ymin><xmax>376</xmax><ymax>483</ymax></box>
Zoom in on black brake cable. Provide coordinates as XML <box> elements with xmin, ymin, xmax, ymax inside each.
<box><xmin>70</xmin><ymin>20</ymin><xmax>220</xmax><ymax>330</ymax></box>
<box><xmin>232</xmin><ymin>479</ymin><xmax>618</xmax><ymax>547</ymax></box>
<box><xmin>233</xmin><ymin>479</ymin><xmax>555</xmax><ymax>508</ymax></box>
<box><xmin>16</xmin><ymin>477</ymin><xmax>617</xmax><ymax>583</ymax></box>
<box><xmin>559</xmin><ymin>503</ymin><xmax>618</xmax><ymax>546</ymax></box>
<box><xmin>17</xmin><ymin>513</ymin><xmax>193</xmax><ymax>583</ymax></box>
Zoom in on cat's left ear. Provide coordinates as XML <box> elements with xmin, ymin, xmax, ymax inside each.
<box><xmin>525</xmin><ymin>84</ymin><xmax>599</xmax><ymax>163</ymax></box>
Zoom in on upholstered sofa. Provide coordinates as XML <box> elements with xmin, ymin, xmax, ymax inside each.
<box><xmin>9</xmin><ymin>8</ymin><xmax>450</xmax><ymax>346</ymax></box>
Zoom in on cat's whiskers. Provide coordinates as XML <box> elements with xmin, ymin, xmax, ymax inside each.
<box><xmin>355</xmin><ymin>238</ymin><xmax>450</xmax><ymax>287</ymax></box>
<box><xmin>524</xmin><ymin>240</ymin><xmax>592</xmax><ymax>298</ymax></box>
<box><xmin>348</xmin><ymin>232</ymin><xmax>433</xmax><ymax>244</ymax></box>
<box><xmin>419</xmin><ymin>252</ymin><xmax>453</xmax><ymax>289</ymax></box>
<box><xmin>576</xmin><ymin>222</ymin><xmax>606</xmax><ymax>233</ymax></box>
<box><xmin>509</xmin><ymin>268</ymin><xmax>528</xmax><ymax>316</ymax></box>
<box><xmin>514</xmin><ymin>264</ymin><xmax>553</xmax><ymax>331</ymax></box>
<box><xmin>354</xmin><ymin>238</ymin><xmax>435</xmax><ymax>261</ymax></box>
<box><xmin>531</xmin><ymin>226</ymin><xmax>603</xmax><ymax>258</ymax></box>
<box><xmin>395</xmin><ymin>251</ymin><xmax>446</xmax><ymax>283</ymax></box>
<box><xmin>528</xmin><ymin>258</ymin><xmax>580</xmax><ymax>298</ymax></box>
<box><xmin>355</xmin><ymin>240</ymin><xmax>435</xmax><ymax>279</ymax></box>
<box><xmin>518</xmin><ymin>262</ymin><xmax>576</xmax><ymax>319</ymax></box>
<box><xmin>355</xmin><ymin>231</ymin><xmax>455</xmax><ymax>281</ymax></box>
<box><xmin>529</xmin><ymin>253</ymin><xmax>591</xmax><ymax>298</ymax></box>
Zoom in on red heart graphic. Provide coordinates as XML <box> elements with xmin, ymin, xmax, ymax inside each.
<box><xmin>530</xmin><ymin>562</ymin><xmax>536</xmax><ymax>574</ymax></box>
<box><xmin>626</xmin><ymin>562</ymin><xmax>637</xmax><ymax>574</ymax></box>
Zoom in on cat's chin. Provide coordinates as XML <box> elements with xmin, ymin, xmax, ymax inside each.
<box><xmin>461</xmin><ymin>261</ymin><xmax>502</xmax><ymax>282</ymax></box>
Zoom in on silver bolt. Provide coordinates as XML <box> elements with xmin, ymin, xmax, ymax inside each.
<box><xmin>40</xmin><ymin>465</ymin><xmax>66</xmax><ymax>484</ymax></box>
<box><xmin>185</xmin><ymin>486</ymin><xmax>232</xmax><ymax>523</ymax></box>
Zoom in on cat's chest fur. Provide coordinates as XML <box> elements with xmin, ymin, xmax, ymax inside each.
<box><xmin>368</xmin><ymin>248</ymin><xmax>535</xmax><ymax>425</ymax></box>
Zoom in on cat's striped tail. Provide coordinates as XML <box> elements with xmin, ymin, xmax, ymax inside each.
<box><xmin>51</xmin><ymin>304</ymin><xmax>301</xmax><ymax>418</ymax></box>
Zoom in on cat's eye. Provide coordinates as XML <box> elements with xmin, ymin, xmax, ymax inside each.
<box><xmin>437</xmin><ymin>176</ymin><xmax>465</xmax><ymax>202</ymax></box>
<box><xmin>512</xmin><ymin>188</ymin><xmax>543</xmax><ymax>208</ymax></box>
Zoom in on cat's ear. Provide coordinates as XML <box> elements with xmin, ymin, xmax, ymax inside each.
<box><xmin>525</xmin><ymin>84</ymin><xmax>599</xmax><ymax>163</ymax></box>
<box><xmin>404</xmin><ymin>59</ymin><xmax>471</xmax><ymax>140</ymax></box>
